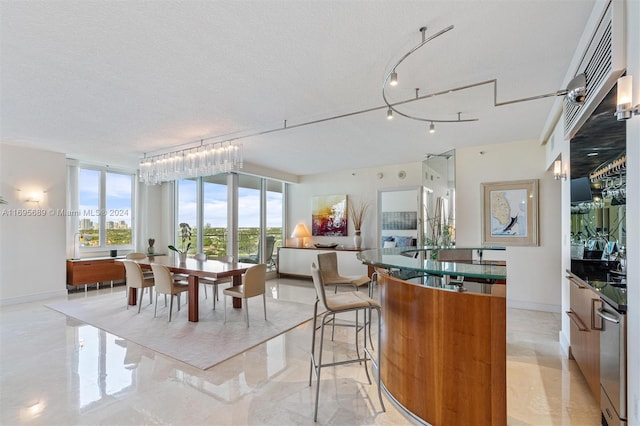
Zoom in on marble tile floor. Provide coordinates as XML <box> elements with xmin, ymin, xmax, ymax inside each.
<box><xmin>0</xmin><ymin>277</ymin><xmax>601</xmax><ymax>425</ymax></box>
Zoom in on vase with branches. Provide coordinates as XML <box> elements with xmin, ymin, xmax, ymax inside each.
<box><xmin>348</xmin><ymin>199</ymin><xmax>370</xmax><ymax>249</ymax></box>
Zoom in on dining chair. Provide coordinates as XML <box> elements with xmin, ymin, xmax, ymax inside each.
<box><xmin>124</xmin><ymin>252</ymin><xmax>154</xmax><ymax>295</ymax></box>
<box><xmin>308</xmin><ymin>262</ymin><xmax>385</xmax><ymax>422</ymax></box>
<box><xmin>150</xmin><ymin>263</ymin><xmax>189</xmax><ymax>322</ymax></box>
<box><xmin>122</xmin><ymin>260</ymin><xmax>154</xmax><ymax>313</ymax></box>
<box><xmin>223</xmin><ymin>263</ymin><xmax>267</xmax><ymax>327</ymax></box>
<box><xmin>194</xmin><ymin>254</ymin><xmax>233</xmax><ymax>309</ymax></box>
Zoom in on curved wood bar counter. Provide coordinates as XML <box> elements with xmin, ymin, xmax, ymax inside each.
<box><xmin>358</xmin><ymin>248</ymin><xmax>507</xmax><ymax>426</ymax></box>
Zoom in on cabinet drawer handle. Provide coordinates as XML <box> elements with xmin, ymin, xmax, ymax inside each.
<box><xmin>566</xmin><ymin>310</ymin><xmax>587</xmax><ymax>331</ymax></box>
<box><xmin>596</xmin><ymin>308</ymin><xmax>620</xmax><ymax>324</ymax></box>
<box><xmin>591</xmin><ymin>298</ymin><xmax>603</xmax><ymax>331</ymax></box>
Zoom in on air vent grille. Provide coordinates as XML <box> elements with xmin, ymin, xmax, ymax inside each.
<box><xmin>563</xmin><ymin>0</ymin><xmax>624</xmax><ymax>139</ymax></box>
<box><xmin>564</xmin><ymin>19</ymin><xmax>613</xmax><ymax>137</ymax></box>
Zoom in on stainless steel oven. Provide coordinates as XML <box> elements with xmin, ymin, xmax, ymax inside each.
<box><xmin>598</xmin><ymin>298</ymin><xmax>627</xmax><ymax>425</ymax></box>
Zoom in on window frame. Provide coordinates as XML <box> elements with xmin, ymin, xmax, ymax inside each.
<box><xmin>77</xmin><ymin>165</ymin><xmax>136</xmax><ymax>253</ymax></box>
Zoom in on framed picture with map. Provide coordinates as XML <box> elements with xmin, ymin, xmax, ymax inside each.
<box><xmin>481</xmin><ymin>179</ymin><xmax>539</xmax><ymax>246</ymax></box>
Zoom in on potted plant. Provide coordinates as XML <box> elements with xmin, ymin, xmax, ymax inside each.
<box><xmin>169</xmin><ymin>223</ymin><xmax>192</xmax><ymax>262</ymax></box>
<box><xmin>348</xmin><ymin>199</ymin><xmax>370</xmax><ymax>249</ymax></box>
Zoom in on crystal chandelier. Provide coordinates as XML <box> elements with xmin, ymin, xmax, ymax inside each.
<box><xmin>139</xmin><ymin>141</ymin><xmax>243</xmax><ymax>184</ymax></box>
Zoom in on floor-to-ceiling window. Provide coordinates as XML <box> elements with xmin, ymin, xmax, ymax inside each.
<box><xmin>265</xmin><ymin>179</ymin><xmax>284</xmax><ymax>269</ymax></box>
<box><xmin>176</xmin><ymin>179</ymin><xmax>197</xmax><ymax>255</ymax></box>
<box><xmin>238</xmin><ymin>174</ymin><xmax>261</xmax><ymax>259</ymax></box>
<box><xmin>174</xmin><ymin>173</ymin><xmax>283</xmax><ymax>270</ymax></box>
<box><xmin>202</xmin><ymin>175</ymin><xmax>228</xmax><ymax>258</ymax></box>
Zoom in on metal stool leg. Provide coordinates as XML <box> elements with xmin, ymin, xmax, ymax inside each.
<box><xmin>309</xmin><ymin>299</ymin><xmax>319</xmax><ymax>386</ymax></box>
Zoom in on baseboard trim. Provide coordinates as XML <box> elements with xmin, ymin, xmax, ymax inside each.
<box><xmin>559</xmin><ymin>329</ymin><xmax>571</xmax><ymax>358</ymax></box>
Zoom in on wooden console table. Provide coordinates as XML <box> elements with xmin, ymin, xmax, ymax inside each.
<box><xmin>66</xmin><ymin>257</ymin><xmax>125</xmax><ymax>291</ymax></box>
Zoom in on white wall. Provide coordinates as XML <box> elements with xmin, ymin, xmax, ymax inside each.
<box><xmin>0</xmin><ymin>143</ymin><xmax>68</xmax><ymax>304</ymax></box>
<box><xmin>456</xmin><ymin>139</ymin><xmax>561</xmax><ymax>312</ymax></box>
<box><xmin>288</xmin><ymin>162</ymin><xmax>422</xmax><ymax>250</ymax></box>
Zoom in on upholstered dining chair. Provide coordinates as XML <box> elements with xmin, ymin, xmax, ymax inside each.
<box><xmin>125</xmin><ymin>252</ymin><xmax>154</xmax><ymax>285</ymax></box>
<box><xmin>317</xmin><ymin>251</ymin><xmax>371</xmax><ymax>295</ymax></box>
<box><xmin>308</xmin><ymin>262</ymin><xmax>385</xmax><ymax>422</ymax></box>
<box><xmin>194</xmin><ymin>253</ymin><xmax>234</xmax><ymax>309</ymax></box>
<box><xmin>150</xmin><ymin>263</ymin><xmax>189</xmax><ymax>322</ymax></box>
<box><xmin>223</xmin><ymin>263</ymin><xmax>267</xmax><ymax>327</ymax></box>
<box><xmin>122</xmin><ymin>260</ymin><xmax>154</xmax><ymax>313</ymax></box>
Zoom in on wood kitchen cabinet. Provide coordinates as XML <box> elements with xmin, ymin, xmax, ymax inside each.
<box><xmin>66</xmin><ymin>257</ymin><xmax>125</xmax><ymax>290</ymax></box>
<box><xmin>566</xmin><ymin>272</ymin><xmax>601</xmax><ymax>403</ymax></box>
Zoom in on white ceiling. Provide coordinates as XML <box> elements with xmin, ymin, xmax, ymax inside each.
<box><xmin>1</xmin><ymin>0</ymin><xmax>595</xmax><ymax>177</ymax></box>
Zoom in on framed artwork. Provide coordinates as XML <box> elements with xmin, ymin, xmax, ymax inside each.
<box><xmin>381</xmin><ymin>211</ymin><xmax>418</xmax><ymax>230</ymax></box>
<box><xmin>312</xmin><ymin>194</ymin><xmax>348</xmax><ymax>236</ymax></box>
<box><xmin>481</xmin><ymin>179</ymin><xmax>539</xmax><ymax>246</ymax></box>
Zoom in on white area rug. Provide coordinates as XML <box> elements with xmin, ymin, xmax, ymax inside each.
<box><xmin>46</xmin><ymin>291</ymin><xmax>315</xmax><ymax>370</ymax></box>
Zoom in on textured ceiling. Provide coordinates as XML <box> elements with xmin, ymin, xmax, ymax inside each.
<box><xmin>1</xmin><ymin>1</ymin><xmax>596</xmax><ymax>177</ymax></box>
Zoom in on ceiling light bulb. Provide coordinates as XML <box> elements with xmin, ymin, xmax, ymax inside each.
<box><xmin>429</xmin><ymin>122</ymin><xmax>435</xmax><ymax>133</ymax></box>
<box><xmin>387</xmin><ymin>108</ymin><xmax>393</xmax><ymax>120</ymax></box>
<box><xmin>390</xmin><ymin>71</ymin><xmax>398</xmax><ymax>86</ymax></box>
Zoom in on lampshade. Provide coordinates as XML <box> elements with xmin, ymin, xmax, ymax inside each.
<box><xmin>291</xmin><ymin>223</ymin><xmax>311</xmax><ymax>238</ymax></box>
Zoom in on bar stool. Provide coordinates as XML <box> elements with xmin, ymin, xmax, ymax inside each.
<box><xmin>308</xmin><ymin>263</ymin><xmax>385</xmax><ymax>422</ymax></box>
<box><xmin>317</xmin><ymin>252</ymin><xmax>374</xmax><ymax>346</ymax></box>
<box><xmin>317</xmin><ymin>252</ymin><xmax>371</xmax><ymax>294</ymax></box>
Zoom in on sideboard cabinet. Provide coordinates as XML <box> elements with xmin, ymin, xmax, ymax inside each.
<box><xmin>277</xmin><ymin>247</ymin><xmax>370</xmax><ymax>278</ymax></box>
<box><xmin>66</xmin><ymin>257</ymin><xmax>125</xmax><ymax>290</ymax></box>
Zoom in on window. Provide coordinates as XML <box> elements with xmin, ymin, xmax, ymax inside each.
<box><xmin>238</xmin><ymin>174</ymin><xmax>261</xmax><ymax>258</ymax></box>
<box><xmin>174</xmin><ymin>173</ymin><xmax>283</xmax><ymax>269</ymax></box>
<box><xmin>77</xmin><ymin>167</ymin><xmax>134</xmax><ymax>250</ymax></box>
<box><xmin>203</xmin><ymin>175</ymin><xmax>228</xmax><ymax>258</ymax></box>
<box><xmin>176</xmin><ymin>179</ymin><xmax>197</xmax><ymax>255</ymax></box>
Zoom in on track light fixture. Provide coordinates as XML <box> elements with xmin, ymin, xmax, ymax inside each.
<box><xmin>390</xmin><ymin>71</ymin><xmax>398</xmax><ymax>86</ymax></box>
<box><xmin>387</xmin><ymin>107</ymin><xmax>393</xmax><ymax>120</ymax></box>
<box><xmin>429</xmin><ymin>122</ymin><xmax>435</xmax><ymax>133</ymax></box>
<box><xmin>382</xmin><ymin>25</ymin><xmax>587</xmax><ymax>126</ymax></box>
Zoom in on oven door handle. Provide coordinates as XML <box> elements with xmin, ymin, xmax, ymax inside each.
<box><xmin>596</xmin><ymin>308</ymin><xmax>620</xmax><ymax>324</ymax></box>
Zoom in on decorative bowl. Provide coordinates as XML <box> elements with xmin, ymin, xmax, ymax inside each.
<box><xmin>314</xmin><ymin>243</ymin><xmax>338</xmax><ymax>248</ymax></box>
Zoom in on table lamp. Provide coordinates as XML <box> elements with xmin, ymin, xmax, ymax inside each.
<box><xmin>291</xmin><ymin>223</ymin><xmax>311</xmax><ymax>248</ymax></box>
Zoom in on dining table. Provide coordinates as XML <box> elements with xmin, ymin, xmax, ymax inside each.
<box><xmin>121</xmin><ymin>254</ymin><xmax>255</xmax><ymax>322</ymax></box>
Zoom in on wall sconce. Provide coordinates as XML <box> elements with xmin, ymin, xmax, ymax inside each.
<box><xmin>19</xmin><ymin>189</ymin><xmax>44</xmax><ymax>203</ymax></box>
<box><xmin>553</xmin><ymin>160</ymin><xmax>567</xmax><ymax>181</ymax></box>
<box><xmin>290</xmin><ymin>223</ymin><xmax>311</xmax><ymax>248</ymax></box>
<box><xmin>615</xmin><ymin>75</ymin><xmax>640</xmax><ymax>121</ymax></box>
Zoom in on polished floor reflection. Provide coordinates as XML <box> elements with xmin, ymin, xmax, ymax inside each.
<box><xmin>1</xmin><ymin>277</ymin><xmax>600</xmax><ymax>425</ymax></box>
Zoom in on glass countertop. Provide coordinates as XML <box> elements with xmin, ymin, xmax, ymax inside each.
<box><xmin>357</xmin><ymin>247</ymin><xmax>507</xmax><ymax>281</ymax></box>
